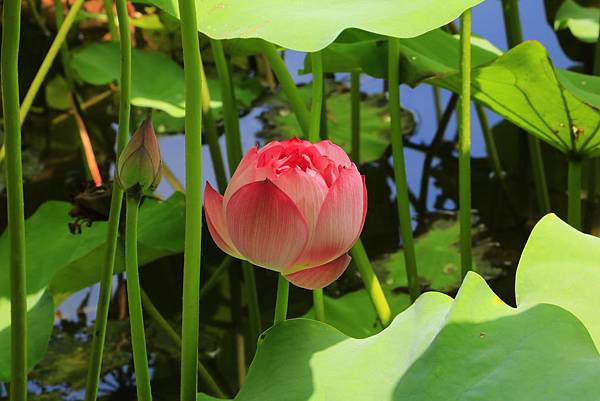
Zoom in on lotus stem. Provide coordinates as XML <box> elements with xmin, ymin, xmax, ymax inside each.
<box><xmin>501</xmin><ymin>0</ymin><xmax>551</xmax><ymax>215</ymax></box>
<box><xmin>433</xmin><ymin>87</ymin><xmax>443</xmax><ymax>123</ymax></box>
<box><xmin>178</xmin><ymin>0</ymin><xmax>204</xmax><ymax>397</ymax></box>
<box><xmin>273</xmin><ymin>274</ymin><xmax>290</xmax><ymax>324</ymax></box>
<box><xmin>309</xmin><ymin>51</ymin><xmax>324</xmax><ymax>143</ymax></box>
<box><xmin>313</xmin><ymin>289</ymin><xmax>325</xmax><ymax>322</ymax></box>
<box><xmin>102</xmin><ymin>0</ymin><xmax>119</xmax><ymax>40</ymax></box>
<box><xmin>351</xmin><ymin>70</ymin><xmax>361</xmax><ymax>162</ymax></box>
<box><xmin>242</xmin><ymin>261</ymin><xmax>262</xmax><ymax>349</ymax></box>
<box><xmin>83</xmin><ymin>1</ymin><xmax>131</xmax><ymax>398</ymax></box>
<box><xmin>2</xmin><ymin>0</ymin><xmax>27</xmax><ymax>397</ymax></box>
<box><xmin>125</xmin><ymin>195</ymin><xmax>152</xmax><ymax>401</ymax></box>
<box><xmin>388</xmin><ymin>37</ymin><xmax>420</xmax><ymax>301</ymax></box>
<box><xmin>568</xmin><ymin>159</ymin><xmax>582</xmax><ymax>229</ymax></box>
<box><xmin>459</xmin><ymin>10</ymin><xmax>473</xmax><ymax>278</ymax></box>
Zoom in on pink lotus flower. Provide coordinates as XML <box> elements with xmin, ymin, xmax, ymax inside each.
<box><xmin>204</xmin><ymin>138</ymin><xmax>367</xmax><ymax>289</ymax></box>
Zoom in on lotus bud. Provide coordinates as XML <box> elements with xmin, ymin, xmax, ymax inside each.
<box><xmin>116</xmin><ymin>117</ymin><xmax>162</xmax><ymax>195</ymax></box>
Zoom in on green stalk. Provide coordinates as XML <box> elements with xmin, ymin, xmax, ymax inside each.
<box><xmin>312</xmin><ymin>289</ymin><xmax>325</xmax><ymax>322</ymax></box>
<box><xmin>261</xmin><ymin>42</ymin><xmax>310</xmax><ymax>136</ymax></box>
<box><xmin>268</xmin><ymin>48</ymin><xmax>391</xmax><ymax>323</ymax></box>
<box><xmin>388</xmin><ymin>38</ymin><xmax>420</xmax><ymax>301</ymax></box>
<box><xmin>19</xmin><ymin>0</ymin><xmax>85</xmax><ymax>125</ymax></box>
<box><xmin>433</xmin><ymin>87</ymin><xmax>443</xmax><ymax>123</ymax></box>
<box><xmin>568</xmin><ymin>159</ymin><xmax>582</xmax><ymax>229</ymax></box>
<box><xmin>83</xmin><ymin>0</ymin><xmax>131</xmax><ymax>398</ymax></box>
<box><xmin>178</xmin><ymin>0</ymin><xmax>204</xmax><ymax>397</ymax></box>
<box><xmin>30</xmin><ymin>0</ymin><xmax>50</xmax><ymax>36</ymax></box>
<box><xmin>140</xmin><ymin>290</ymin><xmax>227</xmax><ymax>398</ymax></box>
<box><xmin>459</xmin><ymin>10</ymin><xmax>473</xmax><ymax>278</ymax></box>
<box><xmin>53</xmin><ymin>0</ymin><xmax>73</xmax><ymax>84</ymax></box>
<box><xmin>199</xmin><ymin>256</ymin><xmax>234</xmax><ymax>300</ymax></box>
<box><xmin>309</xmin><ymin>51</ymin><xmax>324</xmax><ymax>142</ymax></box>
<box><xmin>350</xmin><ymin>242</ymin><xmax>391</xmax><ymax>327</ymax></box>
<box><xmin>2</xmin><ymin>0</ymin><xmax>27</xmax><ymax>398</ymax></box>
<box><xmin>200</xmin><ymin>64</ymin><xmax>228</xmax><ymax>192</ymax></box>
<box><xmin>501</xmin><ymin>0</ymin><xmax>551</xmax><ymax>214</ymax></box>
<box><xmin>350</xmin><ymin>70</ymin><xmax>361</xmax><ymax>162</ymax></box>
<box><xmin>211</xmin><ymin>39</ymin><xmax>262</xmax><ymax>346</ymax></box>
<box><xmin>273</xmin><ymin>275</ymin><xmax>289</xmax><ymax>324</ymax></box>
<box><xmin>125</xmin><ymin>195</ymin><xmax>152</xmax><ymax>401</ymax></box>
<box><xmin>102</xmin><ymin>0</ymin><xmax>119</xmax><ymax>40</ymax></box>
<box><xmin>308</xmin><ymin>51</ymin><xmax>326</xmax><ymax>319</ymax></box>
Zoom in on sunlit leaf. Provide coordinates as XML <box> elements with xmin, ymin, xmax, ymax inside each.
<box><xmin>554</xmin><ymin>0</ymin><xmax>599</xmax><ymax>43</ymax></box>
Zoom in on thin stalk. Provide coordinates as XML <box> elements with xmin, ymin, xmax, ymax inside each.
<box><xmin>199</xmin><ymin>256</ymin><xmax>234</xmax><ymax>300</ymax></box>
<box><xmin>178</xmin><ymin>0</ymin><xmax>204</xmax><ymax>396</ymax></box>
<box><xmin>29</xmin><ymin>0</ymin><xmax>50</xmax><ymax>36</ymax></box>
<box><xmin>474</xmin><ymin>103</ymin><xmax>511</xmax><ymax>192</ymax></box>
<box><xmin>200</xmin><ymin>64</ymin><xmax>228</xmax><ymax>192</ymax></box>
<box><xmin>19</xmin><ymin>0</ymin><xmax>85</xmax><ymax>125</ymax></box>
<box><xmin>350</xmin><ymin>242</ymin><xmax>391</xmax><ymax>327</ymax></box>
<box><xmin>459</xmin><ymin>10</ymin><xmax>473</xmax><ymax>278</ymax></box>
<box><xmin>273</xmin><ymin>275</ymin><xmax>289</xmax><ymax>325</ymax></box>
<box><xmin>388</xmin><ymin>38</ymin><xmax>420</xmax><ymax>301</ymax></box>
<box><xmin>70</xmin><ymin>94</ymin><xmax>103</xmax><ymax>186</ymax></box>
<box><xmin>211</xmin><ymin>39</ymin><xmax>262</xmax><ymax>348</ymax></box>
<box><xmin>568</xmin><ymin>159</ymin><xmax>582</xmax><ymax>229</ymax></box>
<box><xmin>269</xmin><ymin>48</ymin><xmax>391</xmax><ymax>322</ymax></box>
<box><xmin>351</xmin><ymin>70</ymin><xmax>361</xmax><ymax>162</ymax></box>
<box><xmin>261</xmin><ymin>42</ymin><xmax>310</xmax><ymax>136</ymax></box>
<box><xmin>309</xmin><ymin>51</ymin><xmax>324</xmax><ymax>142</ymax></box>
<box><xmin>124</xmin><ymin>196</ymin><xmax>152</xmax><ymax>401</ymax></box>
<box><xmin>312</xmin><ymin>289</ymin><xmax>325</xmax><ymax>322</ymax></box>
<box><xmin>241</xmin><ymin>261</ymin><xmax>262</xmax><ymax>350</ymax></box>
<box><xmin>139</xmin><ymin>290</ymin><xmax>227</xmax><ymax>398</ymax></box>
<box><xmin>501</xmin><ymin>0</ymin><xmax>551</xmax><ymax>214</ymax></box>
<box><xmin>162</xmin><ymin>161</ymin><xmax>185</xmax><ymax>192</ymax></box>
<box><xmin>83</xmin><ymin>0</ymin><xmax>130</xmax><ymax>398</ymax></box>
<box><xmin>433</xmin><ymin>87</ymin><xmax>443</xmax><ymax>123</ymax></box>
<box><xmin>102</xmin><ymin>0</ymin><xmax>119</xmax><ymax>40</ymax></box>
<box><xmin>2</xmin><ymin>0</ymin><xmax>27</xmax><ymax>398</ymax></box>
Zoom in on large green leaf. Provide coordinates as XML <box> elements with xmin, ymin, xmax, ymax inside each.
<box><xmin>147</xmin><ymin>0</ymin><xmax>483</xmax><ymax>51</ymax></box>
<box><xmin>199</xmin><ymin>214</ymin><xmax>600</xmax><ymax>400</ymax></box>
<box><xmin>554</xmin><ymin>0</ymin><xmax>599</xmax><ymax>43</ymax></box>
<box><xmin>70</xmin><ymin>42</ymin><xmax>262</xmax><ymax>120</ymax></box>
<box><xmin>0</xmin><ymin>193</ymin><xmax>186</xmax><ymax>379</ymax></box>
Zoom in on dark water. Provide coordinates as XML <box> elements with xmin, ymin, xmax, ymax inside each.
<box><xmin>0</xmin><ymin>0</ymin><xmax>590</xmax><ymax>399</ymax></box>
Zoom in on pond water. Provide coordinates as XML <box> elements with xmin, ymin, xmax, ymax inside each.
<box><xmin>0</xmin><ymin>0</ymin><xmax>587</xmax><ymax>399</ymax></box>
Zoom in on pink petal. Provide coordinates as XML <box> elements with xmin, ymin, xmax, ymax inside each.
<box><xmin>315</xmin><ymin>140</ymin><xmax>352</xmax><ymax>167</ymax></box>
<box><xmin>225</xmin><ymin>179</ymin><xmax>309</xmax><ymax>271</ymax></box>
<box><xmin>224</xmin><ymin>146</ymin><xmax>259</xmax><ymax>208</ymax></box>
<box><xmin>270</xmin><ymin>167</ymin><xmax>328</xmax><ymax>232</ymax></box>
<box><xmin>302</xmin><ymin>167</ymin><xmax>366</xmax><ymax>266</ymax></box>
<box><xmin>204</xmin><ymin>182</ymin><xmax>241</xmax><ymax>258</ymax></box>
<box><xmin>285</xmin><ymin>254</ymin><xmax>351</xmax><ymax>289</ymax></box>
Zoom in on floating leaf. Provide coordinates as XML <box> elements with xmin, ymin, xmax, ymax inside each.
<box><xmin>554</xmin><ymin>0</ymin><xmax>599</xmax><ymax>43</ymax></box>
<box><xmin>148</xmin><ymin>0</ymin><xmax>484</xmax><ymax>51</ymax></box>
<box><xmin>199</xmin><ymin>214</ymin><xmax>600</xmax><ymax>401</ymax></box>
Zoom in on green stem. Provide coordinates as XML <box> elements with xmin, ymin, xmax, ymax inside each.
<box><xmin>2</xmin><ymin>0</ymin><xmax>27</xmax><ymax>398</ymax></box>
<box><xmin>19</xmin><ymin>0</ymin><xmax>85</xmax><ymax>126</ymax></box>
<box><xmin>474</xmin><ymin>103</ymin><xmax>510</xmax><ymax>191</ymax></box>
<box><xmin>211</xmin><ymin>39</ymin><xmax>262</xmax><ymax>348</ymax></box>
<box><xmin>199</xmin><ymin>256</ymin><xmax>234</xmax><ymax>300</ymax></box>
<box><xmin>459</xmin><ymin>10</ymin><xmax>473</xmax><ymax>278</ymax></box>
<box><xmin>83</xmin><ymin>0</ymin><xmax>131</xmax><ymax>398</ymax></box>
<box><xmin>261</xmin><ymin>42</ymin><xmax>310</xmax><ymax>136</ymax></box>
<box><xmin>568</xmin><ymin>159</ymin><xmax>582</xmax><ymax>229</ymax></box>
<box><xmin>388</xmin><ymin>37</ymin><xmax>420</xmax><ymax>301</ymax></box>
<box><xmin>350</xmin><ymin>241</ymin><xmax>391</xmax><ymax>327</ymax></box>
<box><xmin>433</xmin><ymin>86</ymin><xmax>443</xmax><ymax>123</ymax></box>
<box><xmin>102</xmin><ymin>0</ymin><xmax>119</xmax><ymax>40</ymax></box>
<box><xmin>140</xmin><ymin>290</ymin><xmax>227</xmax><ymax>398</ymax></box>
<box><xmin>312</xmin><ymin>289</ymin><xmax>325</xmax><ymax>322</ymax></box>
<box><xmin>200</xmin><ymin>63</ymin><xmax>229</xmax><ymax>192</ymax></box>
<box><xmin>242</xmin><ymin>261</ymin><xmax>262</xmax><ymax>350</ymax></box>
<box><xmin>178</xmin><ymin>0</ymin><xmax>204</xmax><ymax>397</ymax></box>
<box><xmin>350</xmin><ymin>70</ymin><xmax>361</xmax><ymax>163</ymax></box>
<box><xmin>501</xmin><ymin>0</ymin><xmax>551</xmax><ymax>215</ymax></box>
<box><xmin>273</xmin><ymin>275</ymin><xmax>289</xmax><ymax>325</ymax></box>
<box><xmin>53</xmin><ymin>0</ymin><xmax>74</xmax><ymax>85</ymax></box>
<box><xmin>30</xmin><ymin>0</ymin><xmax>50</xmax><ymax>36</ymax></box>
<box><xmin>309</xmin><ymin>51</ymin><xmax>324</xmax><ymax>142</ymax></box>
<box><xmin>125</xmin><ymin>195</ymin><xmax>152</xmax><ymax>401</ymax></box>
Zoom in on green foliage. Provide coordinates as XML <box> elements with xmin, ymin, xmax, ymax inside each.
<box><xmin>0</xmin><ymin>194</ymin><xmax>185</xmax><ymax>379</ymax></box>
<box><xmin>147</xmin><ymin>0</ymin><xmax>483</xmax><ymax>51</ymax></box>
<box><xmin>199</xmin><ymin>214</ymin><xmax>600</xmax><ymax>401</ymax></box>
<box><xmin>554</xmin><ymin>0</ymin><xmax>599</xmax><ymax>43</ymax></box>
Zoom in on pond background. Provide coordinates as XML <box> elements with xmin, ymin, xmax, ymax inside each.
<box><xmin>0</xmin><ymin>0</ymin><xmax>589</xmax><ymax>399</ymax></box>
